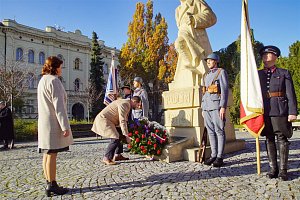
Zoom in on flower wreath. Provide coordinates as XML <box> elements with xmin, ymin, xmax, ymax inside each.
<box><xmin>127</xmin><ymin>118</ymin><xmax>169</xmax><ymax>156</ymax></box>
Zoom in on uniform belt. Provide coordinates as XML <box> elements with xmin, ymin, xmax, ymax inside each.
<box><xmin>266</xmin><ymin>92</ymin><xmax>285</xmax><ymax>98</ymax></box>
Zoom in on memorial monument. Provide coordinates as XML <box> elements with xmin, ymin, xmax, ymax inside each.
<box><xmin>161</xmin><ymin>0</ymin><xmax>245</xmax><ymax>162</ymax></box>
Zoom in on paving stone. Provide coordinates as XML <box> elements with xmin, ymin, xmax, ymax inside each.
<box><xmin>0</xmin><ymin>131</ymin><xmax>299</xmax><ymax>199</ymax></box>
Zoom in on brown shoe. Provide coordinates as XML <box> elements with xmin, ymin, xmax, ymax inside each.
<box><xmin>114</xmin><ymin>154</ymin><xmax>129</xmax><ymax>161</ymax></box>
<box><xmin>102</xmin><ymin>158</ymin><xmax>117</xmax><ymax>165</ymax></box>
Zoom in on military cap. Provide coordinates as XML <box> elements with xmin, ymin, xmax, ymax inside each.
<box><xmin>204</xmin><ymin>53</ymin><xmax>220</xmax><ymax>63</ymax></box>
<box><xmin>134</xmin><ymin>77</ymin><xmax>143</xmax><ymax>84</ymax></box>
<box><xmin>259</xmin><ymin>45</ymin><xmax>281</xmax><ymax>57</ymax></box>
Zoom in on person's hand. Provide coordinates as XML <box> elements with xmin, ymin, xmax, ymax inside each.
<box><xmin>63</xmin><ymin>129</ymin><xmax>70</xmax><ymax>137</ymax></box>
<box><xmin>219</xmin><ymin>107</ymin><xmax>226</xmax><ymax>121</ymax></box>
<box><xmin>288</xmin><ymin>115</ymin><xmax>297</xmax><ymax>122</ymax></box>
<box><xmin>126</xmin><ymin>136</ymin><xmax>132</xmax><ymax>144</ymax></box>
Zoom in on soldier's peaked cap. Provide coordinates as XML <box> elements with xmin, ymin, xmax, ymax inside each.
<box><xmin>259</xmin><ymin>45</ymin><xmax>281</xmax><ymax>57</ymax></box>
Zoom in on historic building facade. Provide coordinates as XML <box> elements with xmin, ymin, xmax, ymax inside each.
<box><xmin>0</xmin><ymin>19</ymin><xmax>120</xmax><ymax>120</ymax></box>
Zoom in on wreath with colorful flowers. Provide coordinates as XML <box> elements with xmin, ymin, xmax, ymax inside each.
<box><xmin>127</xmin><ymin>118</ymin><xmax>169</xmax><ymax>156</ymax></box>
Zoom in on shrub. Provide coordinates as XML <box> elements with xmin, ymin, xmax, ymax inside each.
<box><xmin>14</xmin><ymin>119</ymin><xmax>38</xmax><ymax>141</ymax></box>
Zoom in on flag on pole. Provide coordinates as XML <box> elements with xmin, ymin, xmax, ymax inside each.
<box><xmin>240</xmin><ymin>0</ymin><xmax>264</xmax><ymax>137</ymax></box>
<box><xmin>103</xmin><ymin>56</ymin><xmax>118</xmax><ymax>105</ymax></box>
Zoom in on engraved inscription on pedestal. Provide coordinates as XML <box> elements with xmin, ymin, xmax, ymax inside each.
<box><xmin>163</xmin><ymin>88</ymin><xmax>194</xmax><ymax>109</ymax></box>
<box><xmin>165</xmin><ymin>109</ymin><xmax>193</xmax><ymax>127</ymax></box>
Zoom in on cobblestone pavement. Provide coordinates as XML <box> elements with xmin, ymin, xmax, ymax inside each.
<box><xmin>0</xmin><ymin>131</ymin><xmax>299</xmax><ymax>200</ymax></box>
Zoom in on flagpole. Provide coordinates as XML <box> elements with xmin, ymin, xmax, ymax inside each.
<box><xmin>256</xmin><ymin>137</ymin><xmax>261</xmax><ymax>175</ymax></box>
<box><xmin>241</xmin><ymin>0</ymin><xmax>263</xmax><ymax>175</ymax></box>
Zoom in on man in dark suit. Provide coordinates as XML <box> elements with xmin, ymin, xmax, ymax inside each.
<box><xmin>0</xmin><ymin>101</ymin><xmax>15</xmax><ymax>150</ymax></box>
<box><xmin>258</xmin><ymin>45</ymin><xmax>298</xmax><ymax>181</ymax></box>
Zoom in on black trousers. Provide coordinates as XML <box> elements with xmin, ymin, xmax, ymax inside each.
<box><xmin>262</xmin><ymin>116</ymin><xmax>291</xmax><ymax>144</ymax></box>
<box><xmin>104</xmin><ymin>139</ymin><xmax>123</xmax><ymax>160</ymax></box>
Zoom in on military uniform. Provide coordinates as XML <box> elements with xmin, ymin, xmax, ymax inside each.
<box><xmin>258</xmin><ymin>45</ymin><xmax>298</xmax><ymax>181</ymax></box>
<box><xmin>132</xmin><ymin>87</ymin><xmax>149</xmax><ymax>119</ymax></box>
<box><xmin>201</xmin><ymin>67</ymin><xmax>229</xmax><ymax>161</ymax></box>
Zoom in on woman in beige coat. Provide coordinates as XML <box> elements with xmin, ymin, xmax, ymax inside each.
<box><xmin>37</xmin><ymin>56</ymin><xmax>73</xmax><ymax>197</ymax></box>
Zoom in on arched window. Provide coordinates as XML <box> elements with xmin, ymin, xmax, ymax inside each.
<box><xmin>103</xmin><ymin>63</ymin><xmax>108</xmax><ymax>74</ymax></box>
<box><xmin>74</xmin><ymin>78</ymin><xmax>80</xmax><ymax>91</ymax></box>
<box><xmin>28</xmin><ymin>50</ymin><xmax>34</xmax><ymax>63</ymax></box>
<box><xmin>16</xmin><ymin>48</ymin><xmax>23</xmax><ymax>61</ymax></box>
<box><xmin>74</xmin><ymin>58</ymin><xmax>80</xmax><ymax>70</ymax></box>
<box><xmin>39</xmin><ymin>52</ymin><xmax>45</xmax><ymax>65</ymax></box>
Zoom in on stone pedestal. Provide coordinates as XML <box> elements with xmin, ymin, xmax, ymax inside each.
<box><xmin>161</xmin><ymin>85</ymin><xmax>245</xmax><ymax>162</ymax></box>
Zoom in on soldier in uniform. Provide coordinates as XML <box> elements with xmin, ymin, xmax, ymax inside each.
<box><xmin>132</xmin><ymin>77</ymin><xmax>149</xmax><ymax>119</ymax></box>
<box><xmin>201</xmin><ymin>53</ymin><xmax>229</xmax><ymax>167</ymax></box>
<box><xmin>258</xmin><ymin>45</ymin><xmax>298</xmax><ymax>181</ymax></box>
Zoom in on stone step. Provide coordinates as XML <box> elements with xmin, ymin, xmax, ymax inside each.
<box><xmin>184</xmin><ymin>139</ymin><xmax>246</xmax><ymax>162</ymax></box>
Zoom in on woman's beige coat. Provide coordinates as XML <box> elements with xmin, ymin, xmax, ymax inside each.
<box><xmin>92</xmin><ymin>99</ymin><xmax>131</xmax><ymax>139</ymax></box>
<box><xmin>37</xmin><ymin>75</ymin><xmax>73</xmax><ymax>149</ymax></box>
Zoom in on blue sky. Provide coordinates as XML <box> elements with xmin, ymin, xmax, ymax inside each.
<box><xmin>0</xmin><ymin>0</ymin><xmax>299</xmax><ymax>57</ymax></box>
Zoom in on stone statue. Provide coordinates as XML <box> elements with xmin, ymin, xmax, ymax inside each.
<box><xmin>173</xmin><ymin>0</ymin><xmax>217</xmax><ymax>86</ymax></box>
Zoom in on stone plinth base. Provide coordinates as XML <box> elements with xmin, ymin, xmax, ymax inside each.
<box><xmin>162</xmin><ymin>85</ymin><xmax>245</xmax><ymax>163</ymax></box>
<box><xmin>154</xmin><ymin>136</ymin><xmax>194</xmax><ymax>163</ymax></box>
<box><xmin>184</xmin><ymin>139</ymin><xmax>246</xmax><ymax>162</ymax></box>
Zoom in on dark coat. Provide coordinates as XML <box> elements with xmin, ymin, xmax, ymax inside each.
<box><xmin>258</xmin><ymin>67</ymin><xmax>298</xmax><ymax>138</ymax></box>
<box><xmin>0</xmin><ymin>106</ymin><xmax>15</xmax><ymax>140</ymax></box>
<box><xmin>258</xmin><ymin>67</ymin><xmax>297</xmax><ymax>117</ymax></box>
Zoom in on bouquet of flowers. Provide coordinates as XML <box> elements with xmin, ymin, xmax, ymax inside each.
<box><xmin>127</xmin><ymin>118</ymin><xmax>169</xmax><ymax>156</ymax></box>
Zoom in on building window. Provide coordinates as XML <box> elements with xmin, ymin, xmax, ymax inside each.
<box><xmin>16</xmin><ymin>48</ymin><xmax>23</xmax><ymax>61</ymax></box>
<box><xmin>39</xmin><ymin>52</ymin><xmax>45</xmax><ymax>65</ymax></box>
<box><xmin>74</xmin><ymin>78</ymin><xmax>80</xmax><ymax>91</ymax></box>
<box><xmin>28</xmin><ymin>106</ymin><xmax>34</xmax><ymax>114</ymax></box>
<box><xmin>103</xmin><ymin>63</ymin><xmax>108</xmax><ymax>74</ymax></box>
<box><xmin>28</xmin><ymin>50</ymin><xmax>34</xmax><ymax>63</ymax></box>
<box><xmin>74</xmin><ymin>58</ymin><xmax>80</xmax><ymax>70</ymax></box>
<box><xmin>28</xmin><ymin>73</ymin><xmax>34</xmax><ymax>89</ymax></box>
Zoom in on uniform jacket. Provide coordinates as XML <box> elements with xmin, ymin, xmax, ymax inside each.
<box><xmin>201</xmin><ymin>68</ymin><xmax>229</xmax><ymax>111</ymax></box>
<box><xmin>92</xmin><ymin>99</ymin><xmax>131</xmax><ymax>139</ymax></box>
<box><xmin>37</xmin><ymin>75</ymin><xmax>73</xmax><ymax>149</ymax></box>
<box><xmin>0</xmin><ymin>106</ymin><xmax>14</xmax><ymax>140</ymax></box>
<box><xmin>132</xmin><ymin>87</ymin><xmax>149</xmax><ymax>119</ymax></box>
<box><xmin>258</xmin><ymin>67</ymin><xmax>298</xmax><ymax>117</ymax></box>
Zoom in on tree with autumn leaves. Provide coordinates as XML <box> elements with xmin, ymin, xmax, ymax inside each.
<box><xmin>119</xmin><ymin>0</ymin><xmax>176</xmax><ymax>122</ymax></box>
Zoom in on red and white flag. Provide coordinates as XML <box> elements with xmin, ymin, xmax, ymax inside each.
<box><xmin>240</xmin><ymin>0</ymin><xmax>264</xmax><ymax>137</ymax></box>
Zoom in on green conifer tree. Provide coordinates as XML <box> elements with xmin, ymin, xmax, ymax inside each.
<box><xmin>90</xmin><ymin>31</ymin><xmax>105</xmax><ymax>119</ymax></box>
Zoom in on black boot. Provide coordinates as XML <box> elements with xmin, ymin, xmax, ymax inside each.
<box><xmin>265</xmin><ymin>140</ymin><xmax>278</xmax><ymax>179</ymax></box>
<box><xmin>45</xmin><ymin>181</ymin><xmax>69</xmax><ymax>197</ymax></box>
<box><xmin>278</xmin><ymin>142</ymin><xmax>289</xmax><ymax>181</ymax></box>
<box><xmin>204</xmin><ymin>157</ymin><xmax>216</xmax><ymax>165</ymax></box>
<box><xmin>213</xmin><ymin>157</ymin><xmax>224</xmax><ymax>167</ymax></box>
